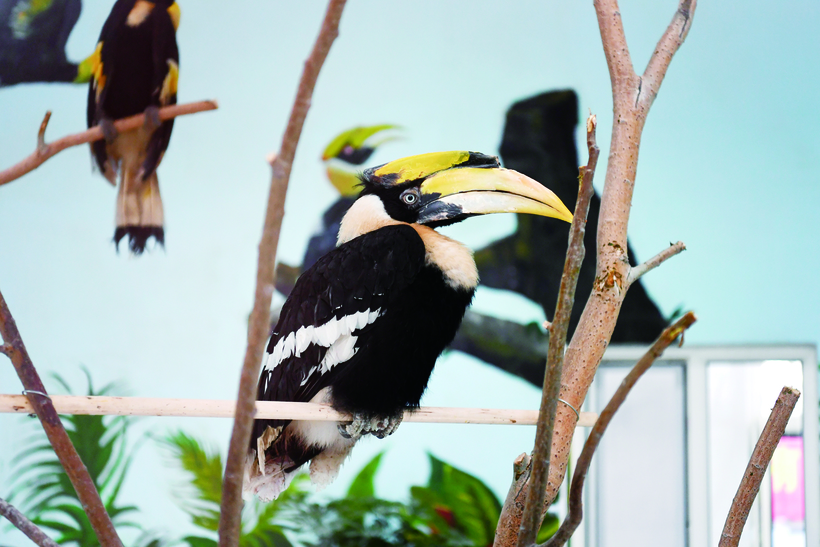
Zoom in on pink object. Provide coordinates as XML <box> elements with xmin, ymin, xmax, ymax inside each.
<box><xmin>771</xmin><ymin>436</ymin><xmax>805</xmax><ymax>523</ymax></box>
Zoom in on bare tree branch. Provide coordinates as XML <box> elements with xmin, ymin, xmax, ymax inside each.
<box><xmin>0</xmin><ymin>100</ymin><xmax>219</xmax><ymax>186</ymax></box>
<box><xmin>513</xmin><ymin>115</ymin><xmax>599</xmax><ymax>547</ymax></box>
<box><xmin>543</xmin><ymin>311</ymin><xmax>697</xmax><ymax>547</ymax></box>
<box><xmin>217</xmin><ymin>1</ymin><xmax>348</xmax><ymax>545</ymax></box>
<box><xmin>718</xmin><ymin>386</ymin><xmax>801</xmax><ymax>547</ymax></box>
<box><xmin>627</xmin><ymin>241</ymin><xmax>686</xmax><ymax>285</ymax></box>
<box><xmin>0</xmin><ymin>289</ymin><xmax>123</xmax><ymax>547</ymax></box>
<box><xmin>0</xmin><ymin>497</ymin><xmax>60</xmax><ymax>547</ymax></box>
<box><xmin>538</xmin><ymin>0</ymin><xmax>697</xmax><ymax>512</ymax></box>
<box><xmin>640</xmin><ymin>0</ymin><xmax>697</xmax><ymax>110</ymax></box>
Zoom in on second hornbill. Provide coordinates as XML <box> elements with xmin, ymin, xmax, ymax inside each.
<box><xmin>87</xmin><ymin>0</ymin><xmax>180</xmax><ymax>254</ymax></box>
<box><xmin>246</xmin><ymin>151</ymin><xmax>573</xmax><ymax>501</ymax></box>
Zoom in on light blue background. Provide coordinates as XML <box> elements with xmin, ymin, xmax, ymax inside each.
<box><xmin>1</xmin><ymin>1</ymin><xmax>818</xmax><ymax>544</ymax></box>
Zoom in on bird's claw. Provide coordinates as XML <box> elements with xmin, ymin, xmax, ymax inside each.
<box><xmin>144</xmin><ymin>106</ymin><xmax>161</xmax><ymax>131</ymax></box>
<box><xmin>338</xmin><ymin>413</ymin><xmax>403</xmax><ymax>440</ymax></box>
<box><xmin>338</xmin><ymin>416</ymin><xmax>366</xmax><ymax>440</ymax></box>
<box><xmin>100</xmin><ymin>118</ymin><xmax>118</xmax><ymax>144</ymax></box>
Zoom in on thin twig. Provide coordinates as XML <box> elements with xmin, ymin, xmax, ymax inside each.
<box><xmin>627</xmin><ymin>241</ymin><xmax>686</xmax><ymax>284</ymax></box>
<box><xmin>718</xmin><ymin>386</ymin><xmax>801</xmax><ymax>547</ymax></box>
<box><xmin>513</xmin><ymin>115</ymin><xmax>599</xmax><ymax>547</ymax></box>
<box><xmin>36</xmin><ymin>111</ymin><xmax>51</xmax><ymax>154</ymax></box>
<box><xmin>0</xmin><ymin>100</ymin><xmax>218</xmax><ymax>186</ymax></box>
<box><xmin>0</xmin><ymin>497</ymin><xmax>60</xmax><ymax>547</ymax></box>
<box><xmin>0</xmin><ymin>394</ymin><xmax>598</xmax><ymax>426</ymax></box>
<box><xmin>217</xmin><ymin>1</ymin><xmax>347</xmax><ymax>545</ymax></box>
<box><xmin>0</xmin><ymin>289</ymin><xmax>123</xmax><ymax>547</ymax></box>
<box><xmin>532</xmin><ymin>0</ymin><xmax>698</xmax><ymax>515</ymax></box>
<box><xmin>543</xmin><ymin>311</ymin><xmax>697</xmax><ymax>547</ymax></box>
<box><xmin>640</xmin><ymin>0</ymin><xmax>697</xmax><ymax>110</ymax></box>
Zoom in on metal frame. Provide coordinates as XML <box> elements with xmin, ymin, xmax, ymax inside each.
<box><xmin>572</xmin><ymin>344</ymin><xmax>818</xmax><ymax>547</ymax></box>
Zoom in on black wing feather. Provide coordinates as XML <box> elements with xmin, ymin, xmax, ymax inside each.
<box><xmin>254</xmin><ymin>224</ymin><xmax>425</xmax><ymax>435</ymax></box>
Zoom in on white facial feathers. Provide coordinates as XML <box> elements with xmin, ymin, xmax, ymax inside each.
<box><xmin>337</xmin><ymin>195</ymin><xmax>402</xmax><ymax>245</ymax></box>
<box><xmin>265</xmin><ymin>308</ymin><xmax>382</xmax><ymax>375</ymax></box>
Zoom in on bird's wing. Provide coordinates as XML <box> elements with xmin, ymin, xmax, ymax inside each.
<box><xmin>141</xmin><ymin>6</ymin><xmax>178</xmax><ymax>177</ymax></box>
<box><xmin>257</xmin><ymin>224</ymin><xmax>426</xmax><ymax>425</ymax></box>
<box><xmin>87</xmin><ymin>0</ymin><xmax>131</xmax><ymax>171</ymax></box>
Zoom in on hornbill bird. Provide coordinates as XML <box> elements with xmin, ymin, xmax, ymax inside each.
<box><xmin>246</xmin><ymin>151</ymin><xmax>574</xmax><ymax>501</ymax></box>
<box><xmin>86</xmin><ymin>0</ymin><xmax>180</xmax><ymax>254</ymax></box>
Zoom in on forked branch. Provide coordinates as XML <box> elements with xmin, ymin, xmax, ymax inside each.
<box><xmin>535</xmin><ymin>0</ymin><xmax>698</xmax><ymax>518</ymax></box>
<box><xmin>217</xmin><ymin>1</ymin><xmax>348</xmax><ymax>545</ymax></box>
<box><xmin>718</xmin><ymin>387</ymin><xmax>801</xmax><ymax>547</ymax></box>
<box><xmin>0</xmin><ymin>100</ymin><xmax>218</xmax><ymax>186</ymax></box>
<box><xmin>543</xmin><ymin>312</ymin><xmax>697</xmax><ymax>547</ymax></box>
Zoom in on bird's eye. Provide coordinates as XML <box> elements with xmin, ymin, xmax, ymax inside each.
<box><xmin>401</xmin><ymin>189</ymin><xmax>419</xmax><ymax>205</ymax></box>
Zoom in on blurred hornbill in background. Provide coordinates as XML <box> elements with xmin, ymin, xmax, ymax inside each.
<box><xmin>246</xmin><ymin>151</ymin><xmax>573</xmax><ymax>501</ymax></box>
<box><xmin>87</xmin><ymin>0</ymin><xmax>180</xmax><ymax>253</ymax></box>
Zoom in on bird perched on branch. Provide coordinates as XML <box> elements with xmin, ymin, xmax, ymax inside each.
<box><xmin>86</xmin><ymin>0</ymin><xmax>180</xmax><ymax>254</ymax></box>
<box><xmin>246</xmin><ymin>151</ymin><xmax>573</xmax><ymax>501</ymax></box>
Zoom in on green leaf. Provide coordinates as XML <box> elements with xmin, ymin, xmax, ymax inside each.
<box><xmin>183</xmin><ymin>536</ymin><xmax>219</xmax><ymax>547</ymax></box>
<box><xmin>536</xmin><ymin>513</ymin><xmax>560</xmax><ymax>543</ymax></box>
<box><xmin>346</xmin><ymin>451</ymin><xmax>384</xmax><ymax>498</ymax></box>
<box><xmin>422</xmin><ymin>454</ymin><xmax>502</xmax><ymax>546</ymax></box>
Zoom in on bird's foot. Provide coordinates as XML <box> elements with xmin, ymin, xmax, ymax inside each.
<box><xmin>367</xmin><ymin>413</ymin><xmax>403</xmax><ymax>439</ymax></box>
<box><xmin>143</xmin><ymin>106</ymin><xmax>161</xmax><ymax>131</ymax></box>
<box><xmin>100</xmin><ymin>118</ymin><xmax>118</xmax><ymax>144</ymax></box>
<box><xmin>337</xmin><ymin>413</ymin><xmax>403</xmax><ymax>440</ymax></box>
<box><xmin>337</xmin><ymin>415</ymin><xmax>367</xmax><ymax>440</ymax></box>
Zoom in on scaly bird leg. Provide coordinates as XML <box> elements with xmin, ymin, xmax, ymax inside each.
<box><xmin>337</xmin><ymin>412</ymin><xmax>404</xmax><ymax>440</ymax></box>
<box><xmin>367</xmin><ymin>413</ymin><xmax>403</xmax><ymax>439</ymax></box>
<box><xmin>143</xmin><ymin>106</ymin><xmax>161</xmax><ymax>132</ymax></box>
<box><xmin>99</xmin><ymin>117</ymin><xmax>118</xmax><ymax>145</ymax></box>
<box><xmin>337</xmin><ymin>415</ymin><xmax>367</xmax><ymax>440</ymax></box>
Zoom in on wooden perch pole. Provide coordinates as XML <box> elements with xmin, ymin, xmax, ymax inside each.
<box><xmin>0</xmin><ymin>290</ymin><xmax>123</xmax><ymax>547</ymax></box>
<box><xmin>218</xmin><ymin>1</ymin><xmax>347</xmax><ymax>545</ymax></box>
<box><xmin>718</xmin><ymin>387</ymin><xmax>801</xmax><ymax>547</ymax></box>
<box><xmin>544</xmin><ymin>312</ymin><xmax>697</xmax><ymax>547</ymax></box>
<box><xmin>0</xmin><ymin>394</ymin><xmax>597</xmax><ymax>426</ymax></box>
<box><xmin>0</xmin><ymin>100</ymin><xmax>218</xmax><ymax>186</ymax></box>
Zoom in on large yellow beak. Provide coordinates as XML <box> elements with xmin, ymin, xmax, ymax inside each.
<box><xmin>415</xmin><ymin>165</ymin><xmax>574</xmax><ymax>225</ymax></box>
<box><xmin>362</xmin><ymin>150</ymin><xmax>574</xmax><ymax>225</ymax></box>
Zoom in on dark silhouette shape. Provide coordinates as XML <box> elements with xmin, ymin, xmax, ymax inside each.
<box><xmin>474</xmin><ymin>90</ymin><xmax>667</xmax><ymax>343</ymax></box>
<box><xmin>0</xmin><ymin>0</ymin><xmax>82</xmax><ymax>86</ymax></box>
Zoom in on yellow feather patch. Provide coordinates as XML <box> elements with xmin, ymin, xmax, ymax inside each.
<box><xmin>126</xmin><ymin>0</ymin><xmax>154</xmax><ymax>27</ymax></box>
<box><xmin>88</xmin><ymin>42</ymin><xmax>106</xmax><ymax>100</ymax></box>
<box><xmin>167</xmin><ymin>2</ymin><xmax>181</xmax><ymax>30</ymax></box>
<box><xmin>159</xmin><ymin>59</ymin><xmax>179</xmax><ymax>105</ymax></box>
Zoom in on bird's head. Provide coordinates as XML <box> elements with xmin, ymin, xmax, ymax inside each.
<box><xmin>356</xmin><ymin>151</ymin><xmax>574</xmax><ymax>228</ymax></box>
<box><xmin>323</xmin><ymin>125</ymin><xmax>400</xmax><ymax>197</ymax></box>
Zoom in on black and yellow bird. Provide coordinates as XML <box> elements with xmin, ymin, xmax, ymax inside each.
<box><xmin>86</xmin><ymin>0</ymin><xmax>180</xmax><ymax>253</ymax></box>
<box><xmin>246</xmin><ymin>151</ymin><xmax>574</xmax><ymax>501</ymax></box>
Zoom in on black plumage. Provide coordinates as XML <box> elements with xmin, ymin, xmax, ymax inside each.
<box><xmin>246</xmin><ymin>151</ymin><xmax>573</xmax><ymax>501</ymax></box>
<box><xmin>87</xmin><ymin>0</ymin><xmax>179</xmax><ymax>253</ymax></box>
<box><xmin>255</xmin><ymin>224</ymin><xmax>473</xmax><ymax>473</ymax></box>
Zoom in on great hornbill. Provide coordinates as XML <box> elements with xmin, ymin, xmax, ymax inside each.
<box><xmin>86</xmin><ymin>0</ymin><xmax>180</xmax><ymax>254</ymax></box>
<box><xmin>246</xmin><ymin>151</ymin><xmax>573</xmax><ymax>501</ymax></box>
